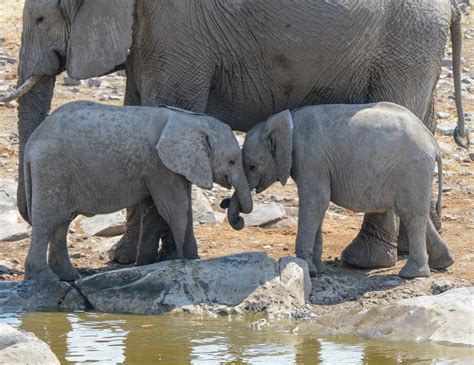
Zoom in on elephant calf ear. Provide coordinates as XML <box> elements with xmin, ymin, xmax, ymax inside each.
<box><xmin>157</xmin><ymin>113</ymin><xmax>214</xmax><ymax>190</ymax></box>
<box><xmin>263</xmin><ymin>110</ymin><xmax>293</xmax><ymax>185</ymax></box>
<box><xmin>66</xmin><ymin>0</ymin><xmax>135</xmax><ymax>80</ymax></box>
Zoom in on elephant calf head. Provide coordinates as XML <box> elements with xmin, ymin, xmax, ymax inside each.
<box><xmin>156</xmin><ymin>111</ymin><xmax>254</xmax><ymax>217</ymax></box>
<box><xmin>224</xmin><ymin>110</ymin><xmax>293</xmax><ymax>230</ymax></box>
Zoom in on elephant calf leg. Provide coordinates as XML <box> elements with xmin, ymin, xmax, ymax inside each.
<box><xmin>341</xmin><ymin>212</ymin><xmax>398</xmax><ymax>269</ymax></box>
<box><xmin>110</xmin><ymin>204</ymin><xmax>141</xmax><ymax>264</ymax></box>
<box><xmin>48</xmin><ymin>222</ymin><xmax>80</xmax><ymax>281</ymax></box>
<box><xmin>25</xmin><ymin>225</ymin><xmax>59</xmax><ymax>282</ymax></box>
<box><xmin>397</xmin><ymin>200</ymin><xmax>442</xmax><ymax>255</ymax></box>
<box><xmin>398</xmin><ymin>216</ymin><xmax>430</xmax><ymax>278</ymax></box>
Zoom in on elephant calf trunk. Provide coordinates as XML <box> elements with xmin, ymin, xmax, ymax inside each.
<box><xmin>221</xmin><ymin>193</ymin><xmax>245</xmax><ymax>231</ymax></box>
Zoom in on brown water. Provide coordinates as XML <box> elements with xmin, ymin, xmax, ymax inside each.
<box><xmin>1</xmin><ymin>311</ymin><xmax>472</xmax><ymax>364</ymax></box>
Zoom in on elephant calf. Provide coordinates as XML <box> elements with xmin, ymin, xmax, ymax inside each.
<box><xmin>23</xmin><ymin>101</ymin><xmax>252</xmax><ymax>282</ymax></box>
<box><xmin>228</xmin><ymin>102</ymin><xmax>454</xmax><ymax>278</ymax></box>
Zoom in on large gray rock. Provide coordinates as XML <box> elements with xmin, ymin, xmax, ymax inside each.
<box><xmin>315</xmin><ymin>287</ymin><xmax>473</xmax><ymax>346</ymax></box>
<box><xmin>0</xmin><ymin>324</ymin><xmax>60</xmax><ymax>365</ymax></box>
<box><xmin>0</xmin><ymin>179</ymin><xmax>31</xmax><ymax>241</ymax></box>
<box><xmin>76</xmin><ymin>252</ymin><xmax>311</xmax><ymax>316</ymax></box>
<box><xmin>80</xmin><ymin>210</ymin><xmax>126</xmax><ymax>236</ymax></box>
<box><xmin>192</xmin><ymin>188</ymin><xmax>225</xmax><ymax>224</ymax></box>
<box><xmin>241</xmin><ymin>203</ymin><xmax>287</xmax><ymax>227</ymax></box>
<box><xmin>0</xmin><ymin>280</ymin><xmax>86</xmax><ymax>311</ymax></box>
<box><xmin>0</xmin><ymin>210</ymin><xmax>30</xmax><ymax>242</ymax></box>
<box><xmin>0</xmin><ymin>179</ymin><xmax>16</xmax><ymax>213</ymax></box>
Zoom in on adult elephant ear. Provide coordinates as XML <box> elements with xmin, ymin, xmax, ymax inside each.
<box><xmin>157</xmin><ymin>113</ymin><xmax>215</xmax><ymax>190</ymax></box>
<box><xmin>64</xmin><ymin>0</ymin><xmax>135</xmax><ymax>80</ymax></box>
<box><xmin>263</xmin><ymin>110</ymin><xmax>293</xmax><ymax>185</ymax></box>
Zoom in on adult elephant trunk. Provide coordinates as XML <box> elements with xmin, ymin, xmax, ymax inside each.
<box><xmin>15</xmin><ymin>75</ymin><xmax>56</xmax><ymax>223</ymax></box>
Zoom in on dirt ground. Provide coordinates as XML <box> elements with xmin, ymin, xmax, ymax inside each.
<box><xmin>0</xmin><ymin>0</ymin><xmax>472</xmax><ymax>312</ymax></box>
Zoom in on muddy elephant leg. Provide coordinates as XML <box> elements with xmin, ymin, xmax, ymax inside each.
<box><xmin>136</xmin><ymin>197</ymin><xmax>166</xmax><ymax>266</ymax></box>
<box><xmin>48</xmin><ymin>221</ymin><xmax>80</xmax><ymax>281</ymax></box>
<box><xmin>341</xmin><ymin>211</ymin><xmax>398</xmax><ymax>269</ymax></box>
<box><xmin>312</xmin><ymin>226</ymin><xmax>325</xmax><ymax>273</ymax></box>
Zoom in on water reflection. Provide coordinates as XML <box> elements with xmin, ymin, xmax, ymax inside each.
<box><xmin>0</xmin><ymin>311</ymin><xmax>472</xmax><ymax>364</ymax></box>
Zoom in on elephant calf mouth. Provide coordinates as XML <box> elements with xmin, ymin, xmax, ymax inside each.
<box><xmin>53</xmin><ymin>50</ymin><xmax>67</xmax><ymax>74</ymax></box>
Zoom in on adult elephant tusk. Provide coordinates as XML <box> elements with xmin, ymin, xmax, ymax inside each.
<box><xmin>0</xmin><ymin>75</ymin><xmax>41</xmax><ymax>102</ymax></box>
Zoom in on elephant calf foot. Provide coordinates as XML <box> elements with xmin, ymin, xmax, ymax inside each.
<box><xmin>111</xmin><ymin>231</ymin><xmax>139</xmax><ymax>264</ymax></box>
<box><xmin>49</xmin><ymin>261</ymin><xmax>81</xmax><ymax>282</ymax></box>
<box><xmin>399</xmin><ymin>258</ymin><xmax>430</xmax><ymax>279</ymax></box>
<box><xmin>297</xmin><ymin>255</ymin><xmax>320</xmax><ymax>277</ymax></box>
<box><xmin>429</xmin><ymin>251</ymin><xmax>454</xmax><ymax>270</ymax></box>
<box><xmin>313</xmin><ymin>258</ymin><xmax>326</xmax><ymax>274</ymax></box>
<box><xmin>25</xmin><ymin>265</ymin><xmax>60</xmax><ymax>282</ymax></box>
<box><xmin>341</xmin><ymin>233</ymin><xmax>397</xmax><ymax>269</ymax></box>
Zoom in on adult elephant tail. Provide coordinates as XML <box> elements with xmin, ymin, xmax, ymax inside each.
<box><xmin>451</xmin><ymin>4</ymin><xmax>470</xmax><ymax>148</ymax></box>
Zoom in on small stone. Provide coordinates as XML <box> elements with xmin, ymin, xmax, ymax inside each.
<box><xmin>0</xmin><ymin>100</ymin><xmax>17</xmax><ymax>108</ymax></box>
<box><xmin>71</xmin><ymin>252</ymin><xmax>84</xmax><ymax>259</ymax></box>
<box><xmin>63</xmin><ymin>76</ymin><xmax>81</xmax><ymax>86</ymax></box>
<box><xmin>436</xmin><ymin>123</ymin><xmax>457</xmax><ymax>136</ymax></box>
<box><xmin>442</xmin><ymin>58</ymin><xmax>452</xmax><ymax>68</ymax></box>
<box><xmin>108</xmin><ymin>95</ymin><xmax>120</xmax><ymax>101</ymax></box>
<box><xmin>70</xmin><ymin>87</ymin><xmax>80</xmax><ymax>93</ymax></box>
<box><xmin>431</xmin><ymin>280</ymin><xmax>455</xmax><ymax>295</ymax></box>
<box><xmin>383</xmin><ymin>279</ymin><xmax>400</xmax><ymax>287</ymax></box>
<box><xmin>437</xmin><ymin>111</ymin><xmax>450</xmax><ymax>119</ymax></box>
<box><xmin>0</xmin><ymin>55</ymin><xmax>17</xmax><ymax>64</ymax></box>
<box><xmin>88</xmin><ymin>78</ymin><xmax>102</xmax><ymax>87</ymax></box>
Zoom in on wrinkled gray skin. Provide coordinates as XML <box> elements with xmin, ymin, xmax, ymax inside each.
<box><xmin>23</xmin><ymin>101</ymin><xmax>252</xmax><ymax>282</ymax></box>
<box><xmin>236</xmin><ymin>104</ymin><xmax>454</xmax><ymax>278</ymax></box>
<box><xmin>5</xmin><ymin>0</ymin><xmax>467</xmax><ymax>267</ymax></box>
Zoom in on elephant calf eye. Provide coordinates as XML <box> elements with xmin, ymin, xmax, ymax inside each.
<box><xmin>229</xmin><ymin>160</ymin><xmax>235</xmax><ymax>165</ymax></box>
<box><xmin>36</xmin><ymin>16</ymin><xmax>45</xmax><ymax>26</ymax></box>
<box><xmin>249</xmin><ymin>165</ymin><xmax>257</xmax><ymax>171</ymax></box>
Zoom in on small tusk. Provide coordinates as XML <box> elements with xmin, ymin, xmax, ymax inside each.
<box><xmin>0</xmin><ymin>75</ymin><xmax>41</xmax><ymax>102</ymax></box>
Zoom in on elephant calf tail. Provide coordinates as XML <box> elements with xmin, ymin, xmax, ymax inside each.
<box><xmin>23</xmin><ymin>157</ymin><xmax>32</xmax><ymax>225</ymax></box>
<box><xmin>450</xmin><ymin>4</ymin><xmax>470</xmax><ymax>148</ymax></box>
<box><xmin>436</xmin><ymin>154</ymin><xmax>443</xmax><ymax>218</ymax></box>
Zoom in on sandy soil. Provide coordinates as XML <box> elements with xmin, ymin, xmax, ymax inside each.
<box><xmin>0</xmin><ymin>0</ymin><xmax>472</xmax><ymax>312</ymax></box>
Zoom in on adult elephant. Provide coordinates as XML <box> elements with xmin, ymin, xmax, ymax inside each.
<box><xmin>1</xmin><ymin>0</ymin><xmax>467</xmax><ymax>268</ymax></box>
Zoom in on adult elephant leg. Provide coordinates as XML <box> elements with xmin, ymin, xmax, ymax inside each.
<box><xmin>16</xmin><ymin>75</ymin><xmax>55</xmax><ymax>222</ymax></box>
<box><xmin>110</xmin><ymin>72</ymin><xmax>142</xmax><ymax>263</ymax></box>
<box><xmin>136</xmin><ymin>197</ymin><xmax>164</xmax><ymax>266</ymax></box>
<box><xmin>341</xmin><ymin>211</ymin><xmax>398</xmax><ymax>269</ymax></box>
